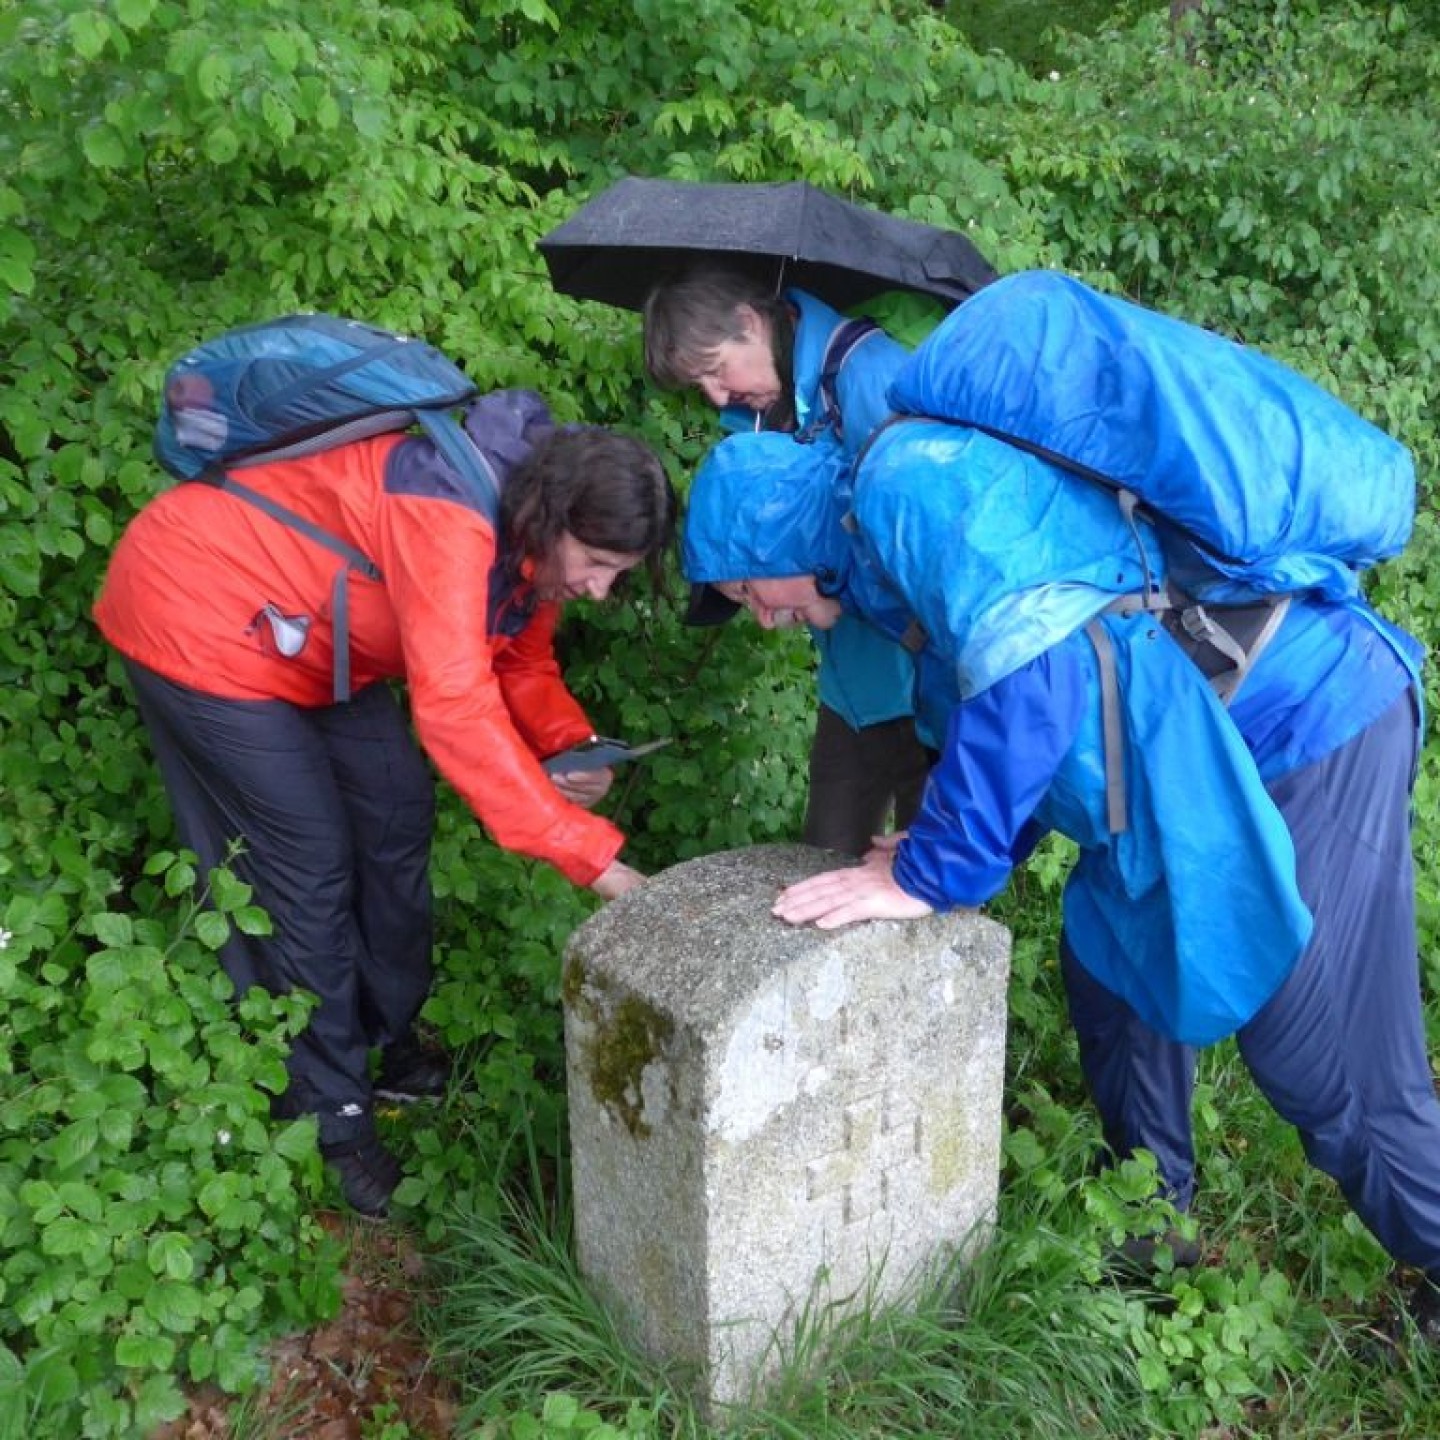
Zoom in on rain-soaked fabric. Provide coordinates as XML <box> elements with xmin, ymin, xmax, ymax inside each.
<box><xmin>684</xmin><ymin>349</ymin><xmax>1439</xmax><ymax>1265</ymax></box>
<box><xmin>894</xmin><ymin>619</ymin><xmax>1313</xmax><ymax>1045</ymax></box>
<box><xmin>684</xmin><ymin>423</ymin><xmax>1419</xmax><ymax>1043</ymax></box>
<box><xmin>1064</xmin><ymin>689</ymin><xmax>1440</xmax><ymax>1272</ymax></box>
<box><xmin>852</xmin><ymin>419</ymin><xmax>1168</xmax><ymax>698</ymax></box>
<box><xmin>715</xmin><ymin>290</ymin><xmax>918</xmax><ymax>733</ymax></box>
<box><xmin>888</xmin><ymin>269</ymin><xmax>1415</xmax><ymax>604</ymax></box>
<box><xmin>96</xmin><ymin>391</ymin><xmax>622</xmax><ymax>886</ymax></box>
<box><xmin>786</xmin><ymin>289</ymin><xmax>905</xmax><ymax>447</ymax></box>
<box><xmin>1060</xmin><ymin>936</ymin><xmax>1199</xmax><ymax>1209</ymax></box>
<box><xmin>684</xmin><ymin>431</ymin><xmax>855</xmax><ymax>594</ymax></box>
<box><xmin>1237</xmin><ymin>691</ymin><xmax>1440</xmax><ymax>1273</ymax></box>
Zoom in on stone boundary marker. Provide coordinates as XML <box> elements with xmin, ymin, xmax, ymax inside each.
<box><xmin>563</xmin><ymin>844</ymin><xmax>1012</xmax><ymax>1412</ymax></box>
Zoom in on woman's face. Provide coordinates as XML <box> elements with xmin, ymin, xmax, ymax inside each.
<box><xmin>714</xmin><ymin>577</ymin><xmax>842</xmax><ymax>631</ymax></box>
<box><xmin>535</xmin><ymin>533</ymin><xmax>642</xmax><ymax>603</ymax></box>
<box><xmin>691</xmin><ymin>306</ymin><xmax>783</xmax><ymax>414</ymax></box>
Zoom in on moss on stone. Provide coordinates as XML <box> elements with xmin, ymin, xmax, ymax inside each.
<box><xmin>561</xmin><ymin>952</ymin><xmax>589</xmax><ymax>1009</ymax></box>
<box><xmin>584</xmin><ymin>993</ymin><xmax>674</xmax><ymax>1138</ymax></box>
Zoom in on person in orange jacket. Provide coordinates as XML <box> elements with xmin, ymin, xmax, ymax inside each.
<box><xmin>95</xmin><ymin>389</ymin><xmax>676</xmax><ymax>1217</ymax></box>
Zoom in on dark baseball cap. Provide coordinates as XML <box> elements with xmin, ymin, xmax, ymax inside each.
<box><xmin>684</xmin><ymin>581</ymin><xmax>741</xmax><ymax>627</ymax></box>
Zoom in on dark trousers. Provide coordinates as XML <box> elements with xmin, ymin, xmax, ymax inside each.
<box><xmin>125</xmin><ymin>661</ymin><xmax>435</xmax><ymax>1146</ymax></box>
<box><xmin>1064</xmin><ymin>691</ymin><xmax>1440</xmax><ymax>1274</ymax></box>
<box><xmin>803</xmin><ymin>704</ymin><xmax>934</xmax><ymax>857</ymax></box>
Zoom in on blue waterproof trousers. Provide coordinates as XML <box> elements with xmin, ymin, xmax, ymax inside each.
<box><xmin>1064</xmin><ymin>690</ymin><xmax>1440</xmax><ymax>1275</ymax></box>
<box><xmin>125</xmin><ymin>660</ymin><xmax>436</xmax><ymax>1147</ymax></box>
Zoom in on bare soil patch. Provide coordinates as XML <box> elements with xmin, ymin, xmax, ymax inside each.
<box><xmin>154</xmin><ymin>1213</ymin><xmax>460</xmax><ymax>1440</ymax></box>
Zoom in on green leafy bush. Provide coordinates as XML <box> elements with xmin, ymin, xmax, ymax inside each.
<box><xmin>0</xmin><ymin>855</ymin><xmax>339</xmax><ymax>1437</ymax></box>
<box><xmin>3</xmin><ymin>0</ymin><xmax>1439</xmax><ymax>1433</ymax></box>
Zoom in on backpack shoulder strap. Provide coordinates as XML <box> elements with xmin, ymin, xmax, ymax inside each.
<box><xmin>416</xmin><ymin>410</ymin><xmax>500</xmax><ymax>522</ymax></box>
<box><xmin>207</xmin><ymin>470</ymin><xmax>383</xmax><ymax>705</ymax></box>
<box><xmin>797</xmin><ymin>317</ymin><xmax>882</xmax><ymax>444</ymax></box>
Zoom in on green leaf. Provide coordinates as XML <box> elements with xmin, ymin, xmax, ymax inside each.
<box><xmin>0</xmin><ymin>228</ymin><xmax>35</xmax><ymax>296</ymax></box>
<box><xmin>19</xmin><ymin>1179</ymin><xmax>61</xmax><ymax>1223</ymax></box>
<box><xmin>67</xmin><ymin>11</ymin><xmax>113</xmax><ymax>59</ymax></box>
<box><xmin>194</xmin><ymin>909</ymin><xmax>231</xmax><ymax>951</ymax></box>
<box><xmin>46</xmin><ymin>1118</ymin><xmax>99</xmax><ymax>1172</ymax></box>
<box><xmin>0</xmin><ymin>1344</ymin><xmax>23</xmax><ymax>1440</ymax></box>
<box><xmin>96</xmin><ymin>1106</ymin><xmax>135</xmax><ymax>1148</ymax></box>
<box><xmin>543</xmin><ymin>1392</ymin><xmax>581</xmax><ymax>1426</ymax></box>
<box><xmin>98</xmin><ymin>1072</ymin><xmax>148</xmax><ymax>1110</ymax></box>
<box><xmin>91</xmin><ymin>911</ymin><xmax>134</xmax><ymax>947</ymax></box>
<box><xmin>86</xmin><ymin>944</ymin><xmax>164</xmax><ymax>992</ymax></box>
<box><xmin>208</xmin><ymin>868</ymin><xmax>251</xmax><ymax>911</ymax></box>
<box><xmin>351</xmin><ymin>98</ymin><xmax>389</xmax><ymax>140</ymax></box>
<box><xmin>148</xmin><ymin>1232</ymin><xmax>196</xmax><ymax>1281</ymax></box>
<box><xmin>234</xmin><ymin>905</ymin><xmax>272</xmax><ymax>936</ymax></box>
<box><xmin>40</xmin><ymin>1215</ymin><xmax>97</xmax><ymax>1256</ymax></box>
<box><xmin>271</xmin><ymin>1120</ymin><xmax>318</xmax><ymax>1162</ymax></box>
<box><xmin>115</xmin><ymin>0</ymin><xmax>156</xmax><ymax>28</ymax></box>
<box><xmin>164</xmin><ymin>860</ymin><xmax>198</xmax><ymax>897</ymax></box>
<box><xmin>143</xmin><ymin>850</ymin><xmax>180</xmax><ymax>876</ymax></box>
<box><xmin>145</xmin><ymin>1278</ymin><xmax>203</xmax><ymax>1332</ymax></box>
<box><xmin>210</xmin><ymin>1322</ymin><xmax>262</xmax><ymax>1391</ymax></box>
<box><xmin>204</xmin><ymin>125</ymin><xmax>241</xmax><ymax>164</ymax></box>
<box><xmin>518</xmin><ymin>0</ymin><xmax>560</xmax><ymax>27</ymax></box>
<box><xmin>262</xmin><ymin>29</ymin><xmax>301</xmax><ymax>71</ymax></box>
<box><xmin>134</xmin><ymin>1372</ymin><xmax>187</xmax><ymax>1432</ymax></box>
<box><xmin>81</xmin><ymin>124</ymin><xmax>128</xmax><ymax>171</ymax></box>
<box><xmin>261</xmin><ymin>91</ymin><xmax>297</xmax><ymax>143</ymax></box>
<box><xmin>55</xmin><ymin>1182</ymin><xmax>103</xmax><ymax>1223</ymax></box>
<box><xmin>196</xmin><ymin>53</ymin><xmax>232</xmax><ymax>102</ymax></box>
<box><xmin>114</xmin><ymin>1329</ymin><xmax>175</xmax><ymax>1370</ymax></box>
<box><xmin>26</xmin><ymin>1350</ymin><xmax>80</xmax><ymax>1408</ymax></box>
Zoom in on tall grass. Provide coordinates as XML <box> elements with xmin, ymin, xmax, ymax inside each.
<box><xmin>422</xmin><ymin>926</ymin><xmax>1440</xmax><ymax>1440</ymax></box>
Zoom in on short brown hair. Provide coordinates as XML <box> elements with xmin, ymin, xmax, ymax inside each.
<box><xmin>642</xmin><ymin>263</ymin><xmax>794</xmax><ymax>393</ymax></box>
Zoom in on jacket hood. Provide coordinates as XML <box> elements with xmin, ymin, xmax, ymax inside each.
<box><xmin>682</xmin><ymin>432</ymin><xmax>853</xmax><ymax>589</ymax></box>
<box><xmin>461</xmin><ymin>388</ymin><xmax>556</xmax><ymax>475</ymax></box>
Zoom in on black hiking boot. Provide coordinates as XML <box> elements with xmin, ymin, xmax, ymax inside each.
<box><xmin>1104</xmin><ymin>1227</ymin><xmax>1205</xmax><ymax>1282</ymax></box>
<box><xmin>374</xmin><ymin>1031</ymin><xmax>451</xmax><ymax>1103</ymax></box>
<box><xmin>320</xmin><ymin>1133</ymin><xmax>403</xmax><ymax>1220</ymax></box>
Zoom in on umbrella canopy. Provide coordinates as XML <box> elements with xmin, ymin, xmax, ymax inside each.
<box><xmin>538</xmin><ymin>176</ymin><xmax>998</xmax><ymax>313</ymax></box>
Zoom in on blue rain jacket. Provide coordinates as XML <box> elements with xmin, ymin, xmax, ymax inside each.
<box><xmin>720</xmin><ymin>290</ymin><xmax>917</xmax><ymax>732</ymax></box>
<box><xmin>683</xmin><ymin>423</ymin><xmax>1420</xmax><ymax>1043</ymax></box>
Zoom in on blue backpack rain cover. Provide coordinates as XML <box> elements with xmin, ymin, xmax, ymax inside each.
<box><xmin>152</xmin><ymin>312</ymin><xmax>499</xmax><ymax>701</ymax></box>
<box><xmin>887</xmin><ymin>271</ymin><xmax>1416</xmax><ymax>605</ymax></box>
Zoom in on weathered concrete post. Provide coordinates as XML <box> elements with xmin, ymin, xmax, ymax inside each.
<box><xmin>562</xmin><ymin>844</ymin><xmax>1012</xmax><ymax>1411</ymax></box>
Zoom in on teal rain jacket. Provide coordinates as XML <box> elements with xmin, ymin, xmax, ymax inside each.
<box><xmin>720</xmin><ymin>289</ymin><xmax>917</xmax><ymax>733</ymax></box>
<box><xmin>683</xmin><ymin>425</ymin><xmax>1418</xmax><ymax>1044</ymax></box>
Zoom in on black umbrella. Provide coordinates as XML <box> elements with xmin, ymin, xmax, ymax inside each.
<box><xmin>538</xmin><ymin>176</ymin><xmax>998</xmax><ymax>313</ymax></box>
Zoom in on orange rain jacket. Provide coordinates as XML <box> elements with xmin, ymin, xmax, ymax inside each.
<box><xmin>94</xmin><ymin>426</ymin><xmax>624</xmax><ymax>887</ymax></box>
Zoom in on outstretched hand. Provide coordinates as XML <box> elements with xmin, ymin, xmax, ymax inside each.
<box><xmin>772</xmin><ymin>846</ymin><xmax>933</xmax><ymax>930</ymax></box>
<box><xmin>590</xmin><ymin>858</ymin><xmax>646</xmax><ymax>901</ymax></box>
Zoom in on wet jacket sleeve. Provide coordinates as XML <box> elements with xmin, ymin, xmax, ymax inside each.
<box><xmin>893</xmin><ymin>643</ymin><xmax>1086</xmax><ymax>908</ymax></box>
<box><xmin>493</xmin><ymin>603</ymin><xmax>597</xmax><ymax>757</ymax></box>
<box><xmin>376</xmin><ymin>493</ymin><xmax>624</xmax><ymax>887</ymax></box>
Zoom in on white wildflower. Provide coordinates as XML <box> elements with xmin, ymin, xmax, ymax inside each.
<box><xmin>0</xmin><ymin>928</ymin><xmax>11</xmax><ymax>950</ymax></box>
